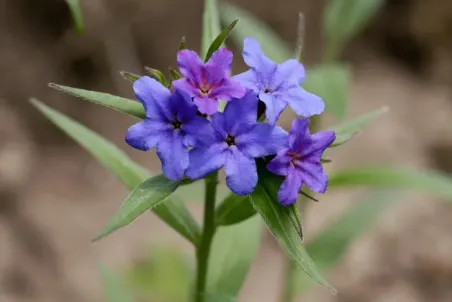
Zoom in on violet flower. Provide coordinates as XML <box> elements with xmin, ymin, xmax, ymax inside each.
<box><xmin>234</xmin><ymin>37</ymin><xmax>325</xmax><ymax>125</ymax></box>
<box><xmin>186</xmin><ymin>91</ymin><xmax>288</xmax><ymax>195</ymax></box>
<box><xmin>267</xmin><ymin>118</ymin><xmax>335</xmax><ymax>205</ymax></box>
<box><xmin>126</xmin><ymin>76</ymin><xmax>211</xmax><ymax>181</ymax></box>
<box><xmin>172</xmin><ymin>48</ymin><xmax>246</xmax><ymax>115</ymax></box>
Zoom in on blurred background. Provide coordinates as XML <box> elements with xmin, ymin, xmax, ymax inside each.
<box><xmin>1</xmin><ymin>0</ymin><xmax>452</xmax><ymax>301</ymax></box>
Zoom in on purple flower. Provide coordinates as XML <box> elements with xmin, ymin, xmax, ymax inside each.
<box><xmin>185</xmin><ymin>91</ymin><xmax>288</xmax><ymax>195</ymax></box>
<box><xmin>172</xmin><ymin>48</ymin><xmax>246</xmax><ymax>116</ymax></box>
<box><xmin>234</xmin><ymin>37</ymin><xmax>325</xmax><ymax>125</ymax></box>
<box><xmin>126</xmin><ymin>76</ymin><xmax>211</xmax><ymax>181</ymax></box>
<box><xmin>267</xmin><ymin>118</ymin><xmax>335</xmax><ymax>206</ymax></box>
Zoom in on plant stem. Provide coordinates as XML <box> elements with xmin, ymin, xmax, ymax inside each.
<box><xmin>280</xmin><ymin>259</ymin><xmax>297</xmax><ymax>302</ymax></box>
<box><xmin>194</xmin><ymin>171</ymin><xmax>219</xmax><ymax>302</ymax></box>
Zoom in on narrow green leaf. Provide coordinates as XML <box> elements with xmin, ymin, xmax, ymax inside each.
<box><xmin>294</xmin><ymin>12</ymin><xmax>305</xmax><ymax>61</ymax></box>
<box><xmin>329</xmin><ymin>106</ymin><xmax>389</xmax><ymax>148</ymax></box>
<box><xmin>120</xmin><ymin>71</ymin><xmax>141</xmax><ymax>83</ymax></box>
<box><xmin>169</xmin><ymin>68</ymin><xmax>182</xmax><ymax>81</ymax></box>
<box><xmin>287</xmin><ymin>204</ymin><xmax>303</xmax><ymax>240</ymax></box>
<box><xmin>250</xmin><ymin>166</ymin><xmax>335</xmax><ymax>293</ymax></box>
<box><xmin>205</xmin><ymin>19</ymin><xmax>239</xmax><ymax>62</ymax></box>
<box><xmin>294</xmin><ymin>189</ymin><xmax>403</xmax><ymax>293</ymax></box>
<box><xmin>219</xmin><ymin>2</ymin><xmax>291</xmax><ymax>63</ymax></box>
<box><xmin>179</xmin><ymin>36</ymin><xmax>187</xmax><ymax>50</ymax></box>
<box><xmin>207</xmin><ymin>216</ymin><xmax>262</xmax><ymax>298</ymax></box>
<box><xmin>329</xmin><ymin>167</ymin><xmax>452</xmax><ymax>201</ymax></box>
<box><xmin>100</xmin><ymin>265</ymin><xmax>134</xmax><ymax>302</ymax></box>
<box><xmin>215</xmin><ymin>194</ymin><xmax>256</xmax><ymax>226</ymax></box>
<box><xmin>324</xmin><ymin>0</ymin><xmax>384</xmax><ymax>60</ymax></box>
<box><xmin>48</xmin><ymin>83</ymin><xmax>145</xmax><ymax>119</ymax></box>
<box><xmin>303</xmin><ymin>64</ymin><xmax>350</xmax><ymax>119</ymax></box>
<box><xmin>30</xmin><ymin>99</ymin><xmax>201</xmax><ymax>244</ymax></box>
<box><xmin>202</xmin><ymin>0</ymin><xmax>222</xmax><ymax>59</ymax></box>
<box><xmin>144</xmin><ymin>67</ymin><xmax>169</xmax><ymax>87</ymax></box>
<box><xmin>66</xmin><ymin>0</ymin><xmax>83</xmax><ymax>34</ymax></box>
<box><xmin>93</xmin><ymin>175</ymin><xmax>180</xmax><ymax>241</ymax></box>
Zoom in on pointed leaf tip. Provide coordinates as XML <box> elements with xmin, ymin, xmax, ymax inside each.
<box><xmin>119</xmin><ymin>71</ymin><xmax>141</xmax><ymax>83</ymax></box>
<box><xmin>205</xmin><ymin>18</ymin><xmax>240</xmax><ymax>61</ymax></box>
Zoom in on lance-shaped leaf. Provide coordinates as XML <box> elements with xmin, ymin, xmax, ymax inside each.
<box><xmin>93</xmin><ymin>175</ymin><xmax>180</xmax><ymax>241</ymax></box>
<box><xmin>144</xmin><ymin>67</ymin><xmax>169</xmax><ymax>87</ymax></box>
<box><xmin>120</xmin><ymin>71</ymin><xmax>141</xmax><ymax>83</ymax></box>
<box><xmin>100</xmin><ymin>265</ymin><xmax>135</xmax><ymax>302</ymax></box>
<box><xmin>207</xmin><ymin>216</ymin><xmax>262</xmax><ymax>298</ymax></box>
<box><xmin>202</xmin><ymin>0</ymin><xmax>222</xmax><ymax>59</ymax></box>
<box><xmin>31</xmin><ymin>99</ymin><xmax>201</xmax><ymax>244</ymax></box>
<box><xmin>204</xmin><ymin>19</ymin><xmax>239</xmax><ymax>62</ymax></box>
<box><xmin>48</xmin><ymin>83</ymin><xmax>145</xmax><ymax>119</ymax></box>
<box><xmin>329</xmin><ymin>106</ymin><xmax>389</xmax><ymax>148</ymax></box>
<box><xmin>215</xmin><ymin>194</ymin><xmax>256</xmax><ymax>226</ymax></box>
<box><xmin>66</xmin><ymin>0</ymin><xmax>83</xmax><ymax>34</ymax></box>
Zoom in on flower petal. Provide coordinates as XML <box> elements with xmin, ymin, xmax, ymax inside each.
<box><xmin>186</xmin><ymin>143</ymin><xmax>228</xmax><ymax>180</ymax></box>
<box><xmin>193</xmin><ymin>96</ymin><xmax>219</xmax><ymax>115</ymax></box>
<box><xmin>233</xmin><ymin>70</ymin><xmax>259</xmax><ymax>93</ymax></box>
<box><xmin>237</xmin><ymin>124</ymin><xmax>288</xmax><ymax>158</ymax></box>
<box><xmin>288</xmin><ymin>118</ymin><xmax>310</xmax><ymax>152</ymax></box>
<box><xmin>133</xmin><ymin>76</ymin><xmax>172</xmax><ymax>120</ymax></box>
<box><xmin>223</xmin><ymin>91</ymin><xmax>258</xmax><ymax>135</ymax></box>
<box><xmin>259</xmin><ymin>92</ymin><xmax>287</xmax><ymax>125</ymax></box>
<box><xmin>209</xmin><ymin>79</ymin><xmax>246</xmax><ymax>100</ymax></box>
<box><xmin>224</xmin><ymin>147</ymin><xmax>257</xmax><ymax>195</ymax></box>
<box><xmin>172</xmin><ymin>78</ymin><xmax>200</xmax><ymax>98</ymax></box>
<box><xmin>300</xmin><ymin>130</ymin><xmax>336</xmax><ymax>158</ymax></box>
<box><xmin>242</xmin><ymin>37</ymin><xmax>277</xmax><ymax>87</ymax></box>
<box><xmin>278</xmin><ymin>165</ymin><xmax>303</xmax><ymax>206</ymax></box>
<box><xmin>156</xmin><ymin>131</ymin><xmax>189</xmax><ymax>181</ymax></box>
<box><xmin>205</xmin><ymin>48</ymin><xmax>232</xmax><ymax>84</ymax></box>
<box><xmin>125</xmin><ymin>119</ymin><xmax>168</xmax><ymax>151</ymax></box>
<box><xmin>170</xmin><ymin>90</ymin><xmax>198</xmax><ymax>123</ymax></box>
<box><xmin>177</xmin><ymin>49</ymin><xmax>204</xmax><ymax>85</ymax></box>
<box><xmin>182</xmin><ymin>116</ymin><xmax>216</xmax><ymax>147</ymax></box>
<box><xmin>282</xmin><ymin>87</ymin><xmax>325</xmax><ymax>118</ymax></box>
<box><xmin>210</xmin><ymin>112</ymin><xmax>228</xmax><ymax>140</ymax></box>
<box><xmin>298</xmin><ymin>161</ymin><xmax>328</xmax><ymax>193</ymax></box>
<box><xmin>274</xmin><ymin>59</ymin><xmax>306</xmax><ymax>89</ymax></box>
<box><xmin>267</xmin><ymin>149</ymin><xmax>292</xmax><ymax>176</ymax></box>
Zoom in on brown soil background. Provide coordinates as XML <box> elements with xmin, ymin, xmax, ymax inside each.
<box><xmin>1</xmin><ymin>0</ymin><xmax>452</xmax><ymax>301</ymax></box>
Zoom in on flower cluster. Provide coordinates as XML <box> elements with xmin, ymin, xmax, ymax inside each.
<box><xmin>125</xmin><ymin>37</ymin><xmax>335</xmax><ymax>205</ymax></box>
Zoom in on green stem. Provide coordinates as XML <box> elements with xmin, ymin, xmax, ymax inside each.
<box><xmin>280</xmin><ymin>260</ymin><xmax>297</xmax><ymax>302</ymax></box>
<box><xmin>195</xmin><ymin>171</ymin><xmax>219</xmax><ymax>302</ymax></box>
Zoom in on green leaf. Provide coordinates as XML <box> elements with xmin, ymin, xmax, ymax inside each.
<box><xmin>202</xmin><ymin>0</ymin><xmax>222</xmax><ymax>60</ymax></box>
<box><xmin>144</xmin><ymin>67</ymin><xmax>169</xmax><ymax>87</ymax></box>
<box><xmin>205</xmin><ymin>19</ymin><xmax>239</xmax><ymax>62</ymax></box>
<box><xmin>329</xmin><ymin>167</ymin><xmax>452</xmax><ymax>201</ymax></box>
<box><xmin>93</xmin><ymin>175</ymin><xmax>180</xmax><ymax>241</ymax></box>
<box><xmin>329</xmin><ymin>106</ymin><xmax>389</xmax><ymax>148</ymax></box>
<box><xmin>120</xmin><ymin>71</ymin><xmax>141</xmax><ymax>83</ymax></box>
<box><xmin>30</xmin><ymin>99</ymin><xmax>201</xmax><ymax>244</ymax></box>
<box><xmin>100</xmin><ymin>265</ymin><xmax>134</xmax><ymax>302</ymax></box>
<box><xmin>294</xmin><ymin>189</ymin><xmax>403</xmax><ymax>293</ymax></box>
<box><xmin>207</xmin><ymin>216</ymin><xmax>262</xmax><ymax>298</ymax></box>
<box><xmin>219</xmin><ymin>2</ymin><xmax>291</xmax><ymax>63</ymax></box>
<box><xmin>250</xmin><ymin>167</ymin><xmax>335</xmax><ymax>293</ymax></box>
<box><xmin>169</xmin><ymin>68</ymin><xmax>182</xmax><ymax>81</ymax></box>
<box><xmin>66</xmin><ymin>0</ymin><xmax>83</xmax><ymax>34</ymax></box>
<box><xmin>48</xmin><ymin>83</ymin><xmax>145</xmax><ymax>119</ymax></box>
<box><xmin>324</xmin><ymin>0</ymin><xmax>384</xmax><ymax>60</ymax></box>
<box><xmin>303</xmin><ymin>64</ymin><xmax>350</xmax><ymax>119</ymax></box>
<box><xmin>215</xmin><ymin>194</ymin><xmax>256</xmax><ymax>226</ymax></box>
<box><xmin>179</xmin><ymin>36</ymin><xmax>187</xmax><ymax>50</ymax></box>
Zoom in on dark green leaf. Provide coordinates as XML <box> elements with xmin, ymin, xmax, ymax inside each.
<box><xmin>219</xmin><ymin>2</ymin><xmax>291</xmax><ymax>63</ymax></box>
<box><xmin>179</xmin><ymin>36</ymin><xmax>187</xmax><ymax>50</ymax></box>
<box><xmin>205</xmin><ymin>19</ymin><xmax>239</xmax><ymax>62</ymax></box>
<box><xmin>93</xmin><ymin>175</ymin><xmax>180</xmax><ymax>241</ymax></box>
<box><xmin>303</xmin><ymin>64</ymin><xmax>350</xmax><ymax>119</ymax></box>
<box><xmin>202</xmin><ymin>0</ymin><xmax>222</xmax><ymax>59</ymax></box>
<box><xmin>66</xmin><ymin>0</ymin><xmax>83</xmax><ymax>34</ymax></box>
<box><xmin>330</xmin><ymin>106</ymin><xmax>389</xmax><ymax>148</ymax></box>
<box><xmin>329</xmin><ymin>167</ymin><xmax>452</xmax><ymax>201</ymax></box>
<box><xmin>100</xmin><ymin>265</ymin><xmax>134</xmax><ymax>302</ymax></box>
<box><xmin>144</xmin><ymin>67</ymin><xmax>169</xmax><ymax>87</ymax></box>
<box><xmin>169</xmin><ymin>68</ymin><xmax>182</xmax><ymax>81</ymax></box>
<box><xmin>249</xmin><ymin>166</ymin><xmax>335</xmax><ymax>293</ymax></box>
<box><xmin>48</xmin><ymin>83</ymin><xmax>145</xmax><ymax>119</ymax></box>
<box><xmin>215</xmin><ymin>194</ymin><xmax>256</xmax><ymax>226</ymax></box>
<box><xmin>207</xmin><ymin>216</ymin><xmax>262</xmax><ymax>298</ymax></box>
<box><xmin>120</xmin><ymin>71</ymin><xmax>141</xmax><ymax>83</ymax></box>
<box><xmin>324</xmin><ymin>0</ymin><xmax>384</xmax><ymax>60</ymax></box>
<box><xmin>31</xmin><ymin>99</ymin><xmax>201</xmax><ymax>244</ymax></box>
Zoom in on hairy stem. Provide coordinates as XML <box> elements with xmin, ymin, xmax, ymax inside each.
<box><xmin>195</xmin><ymin>171</ymin><xmax>219</xmax><ymax>302</ymax></box>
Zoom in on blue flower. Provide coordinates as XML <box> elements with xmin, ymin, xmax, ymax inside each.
<box><xmin>172</xmin><ymin>48</ymin><xmax>246</xmax><ymax>115</ymax></box>
<box><xmin>126</xmin><ymin>76</ymin><xmax>211</xmax><ymax>181</ymax></box>
<box><xmin>234</xmin><ymin>37</ymin><xmax>325</xmax><ymax>125</ymax></box>
<box><xmin>267</xmin><ymin>118</ymin><xmax>335</xmax><ymax>205</ymax></box>
<box><xmin>186</xmin><ymin>91</ymin><xmax>288</xmax><ymax>195</ymax></box>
